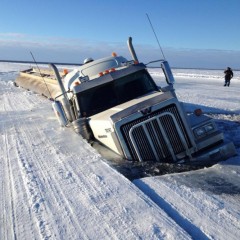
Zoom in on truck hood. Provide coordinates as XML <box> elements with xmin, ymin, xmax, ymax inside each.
<box><xmin>88</xmin><ymin>90</ymin><xmax>176</xmax><ymax>155</ymax></box>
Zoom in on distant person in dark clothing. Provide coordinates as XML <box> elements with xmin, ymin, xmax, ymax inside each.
<box><xmin>224</xmin><ymin>67</ymin><xmax>233</xmax><ymax>87</ymax></box>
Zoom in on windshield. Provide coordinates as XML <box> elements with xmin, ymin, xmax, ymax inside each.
<box><xmin>77</xmin><ymin>70</ymin><xmax>158</xmax><ymax>117</ymax></box>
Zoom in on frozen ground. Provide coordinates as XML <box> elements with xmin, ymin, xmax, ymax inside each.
<box><xmin>0</xmin><ymin>62</ymin><xmax>240</xmax><ymax>239</ymax></box>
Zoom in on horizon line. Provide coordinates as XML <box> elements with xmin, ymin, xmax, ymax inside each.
<box><xmin>0</xmin><ymin>59</ymin><xmax>238</xmax><ymax>71</ymax></box>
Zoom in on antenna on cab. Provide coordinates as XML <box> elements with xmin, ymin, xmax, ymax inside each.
<box><xmin>30</xmin><ymin>51</ymin><xmax>53</xmax><ymax>100</ymax></box>
<box><xmin>146</xmin><ymin>13</ymin><xmax>166</xmax><ymax>60</ymax></box>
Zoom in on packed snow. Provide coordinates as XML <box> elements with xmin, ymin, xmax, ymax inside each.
<box><xmin>0</xmin><ymin>62</ymin><xmax>240</xmax><ymax>240</ymax></box>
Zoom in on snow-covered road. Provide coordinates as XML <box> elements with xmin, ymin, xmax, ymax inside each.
<box><xmin>1</xmin><ymin>62</ymin><xmax>240</xmax><ymax>239</ymax></box>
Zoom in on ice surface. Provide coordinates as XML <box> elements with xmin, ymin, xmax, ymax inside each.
<box><xmin>1</xmin><ymin>62</ymin><xmax>239</xmax><ymax>239</ymax></box>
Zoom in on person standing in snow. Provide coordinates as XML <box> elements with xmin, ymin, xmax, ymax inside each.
<box><xmin>224</xmin><ymin>67</ymin><xmax>233</xmax><ymax>87</ymax></box>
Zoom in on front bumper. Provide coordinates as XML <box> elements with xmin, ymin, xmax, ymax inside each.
<box><xmin>190</xmin><ymin>141</ymin><xmax>237</xmax><ymax>165</ymax></box>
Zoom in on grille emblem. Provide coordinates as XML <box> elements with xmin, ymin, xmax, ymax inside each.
<box><xmin>140</xmin><ymin>107</ymin><xmax>152</xmax><ymax>115</ymax></box>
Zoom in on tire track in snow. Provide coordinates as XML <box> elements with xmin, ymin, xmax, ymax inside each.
<box><xmin>2</xmin><ymin>86</ymin><xmax>88</xmax><ymax>239</ymax></box>
<box><xmin>1</xmin><ymin>121</ymin><xmax>17</xmax><ymax>240</ymax></box>
<box><xmin>0</xmin><ymin>85</ymin><xmax>18</xmax><ymax>240</ymax></box>
<box><xmin>2</xmin><ymin>84</ymin><xmax>65</xmax><ymax>239</ymax></box>
<box><xmin>1</xmin><ymin>93</ymin><xmax>40</xmax><ymax>239</ymax></box>
<box><xmin>13</xmin><ymin>128</ymin><xmax>53</xmax><ymax>239</ymax></box>
<box><xmin>14</xmin><ymin>123</ymin><xmax>89</xmax><ymax>240</ymax></box>
<box><xmin>18</xmin><ymin>118</ymin><xmax>139</xmax><ymax>239</ymax></box>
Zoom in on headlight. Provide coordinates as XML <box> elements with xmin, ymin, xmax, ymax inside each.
<box><xmin>193</xmin><ymin>123</ymin><xmax>215</xmax><ymax>138</ymax></box>
<box><xmin>205</xmin><ymin>123</ymin><xmax>214</xmax><ymax>132</ymax></box>
<box><xmin>195</xmin><ymin>127</ymin><xmax>206</xmax><ymax>137</ymax></box>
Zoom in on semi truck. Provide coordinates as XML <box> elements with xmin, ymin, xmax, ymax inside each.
<box><xmin>15</xmin><ymin>37</ymin><xmax>236</xmax><ymax>163</ymax></box>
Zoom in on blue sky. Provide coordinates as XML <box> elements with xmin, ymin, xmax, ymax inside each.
<box><xmin>0</xmin><ymin>0</ymin><xmax>239</xmax><ymax>69</ymax></box>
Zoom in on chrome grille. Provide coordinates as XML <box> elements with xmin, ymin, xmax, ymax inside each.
<box><xmin>121</xmin><ymin>104</ymin><xmax>192</xmax><ymax>161</ymax></box>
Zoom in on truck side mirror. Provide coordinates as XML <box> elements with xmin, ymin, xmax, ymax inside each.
<box><xmin>161</xmin><ymin>61</ymin><xmax>175</xmax><ymax>85</ymax></box>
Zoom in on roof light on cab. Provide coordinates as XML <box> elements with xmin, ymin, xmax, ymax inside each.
<box><xmin>63</xmin><ymin>69</ymin><xmax>68</xmax><ymax>75</ymax></box>
<box><xmin>194</xmin><ymin>108</ymin><xmax>203</xmax><ymax>116</ymax></box>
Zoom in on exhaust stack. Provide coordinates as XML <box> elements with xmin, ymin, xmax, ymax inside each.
<box><xmin>49</xmin><ymin>63</ymin><xmax>68</xmax><ymax>101</ymax></box>
<box><xmin>49</xmin><ymin>63</ymin><xmax>74</xmax><ymax>122</ymax></box>
<box><xmin>127</xmin><ymin>37</ymin><xmax>139</xmax><ymax>62</ymax></box>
